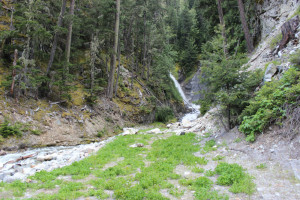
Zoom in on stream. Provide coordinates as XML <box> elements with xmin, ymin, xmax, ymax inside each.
<box><xmin>170</xmin><ymin>74</ymin><xmax>200</xmax><ymax>123</ymax></box>
<box><xmin>0</xmin><ymin>74</ymin><xmax>200</xmax><ymax>183</ymax></box>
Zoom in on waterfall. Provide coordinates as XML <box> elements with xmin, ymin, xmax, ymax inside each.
<box><xmin>170</xmin><ymin>74</ymin><xmax>200</xmax><ymax>123</ymax></box>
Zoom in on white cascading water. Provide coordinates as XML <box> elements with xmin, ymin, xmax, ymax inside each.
<box><xmin>170</xmin><ymin>74</ymin><xmax>200</xmax><ymax>123</ymax></box>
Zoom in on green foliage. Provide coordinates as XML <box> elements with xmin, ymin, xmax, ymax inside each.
<box><xmin>199</xmin><ymin>100</ymin><xmax>211</xmax><ymax>115</ymax></box>
<box><xmin>240</xmin><ymin>68</ymin><xmax>300</xmax><ymax>139</ymax></box>
<box><xmin>214</xmin><ymin>162</ymin><xmax>255</xmax><ymax>195</ymax></box>
<box><xmin>97</xmin><ymin>127</ymin><xmax>108</xmax><ymax>138</ymax></box>
<box><xmin>215</xmin><ymin>162</ymin><xmax>245</xmax><ymax>186</ymax></box>
<box><xmin>270</xmin><ymin>33</ymin><xmax>282</xmax><ymax>49</ymax></box>
<box><xmin>212</xmin><ymin>155</ymin><xmax>225</xmax><ymax>161</ymax></box>
<box><xmin>290</xmin><ymin>49</ymin><xmax>300</xmax><ymax>70</ymax></box>
<box><xmin>191</xmin><ymin>167</ymin><xmax>205</xmax><ymax>173</ymax></box>
<box><xmin>204</xmin><ymin>170</ymin><xmax>216</xmax><ymax>177</ymax></box>
<box><xmin>0</xmin><ymin>120</ymin><xmax>22</xmax><ymax>138</ymax></box>
<box><xmin>202</xmin><ymin>139</ymin><xmax>217</xmax><ymax>153</ymax></box>
<box><xmin>200</xmin><ymin>32</ymin><xmax>263</xmax><ymax>127</ymax></box>
<box><xmin>194</xmin><ymin>188</ymin><xmax>229</xmax><ymax>200</ymax></box>
<box><xmin>155</xmin><ymin>106</ymin><xmax>174</xmax><ymax>123</ymax></box>
<box><xmin>256</xmin><ymin>163</ymin><xmax>267</xmax><ymax>170</ymax></box>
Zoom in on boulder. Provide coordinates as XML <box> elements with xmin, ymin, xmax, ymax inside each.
<box><xmin>264</xmin><ymin>63</ymin><xmax>277</xmax><ymax>83</ymax></box>
<box><xmin>129</xmin><ymin>143</ymin><xmax>144</xmax><ymax>148</ymax></box>
<box><xmin>37</xmin><ymin>155</ymin><xmax>54</xmax><ymax>162</ymax></box>
<box><xmin>122</xmin><ymin>128</ymin><xmax>138</xmax><ymax>135</ymax></box>
<box><xmin>146</xmin><ymin>128</ymin><xmax>161</xmax><ymax>134</ymax></box>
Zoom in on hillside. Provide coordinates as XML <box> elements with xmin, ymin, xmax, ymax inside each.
<box><xmin>0</xmin><ymin>0</ymin><xmax>300</xmax><ymax>199</ymax></box>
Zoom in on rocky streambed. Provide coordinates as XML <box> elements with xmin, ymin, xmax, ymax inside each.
<box><xmin>0</xmin><ymin>136</ymin><xmax>117</xmax><ymax>183</ymax></box>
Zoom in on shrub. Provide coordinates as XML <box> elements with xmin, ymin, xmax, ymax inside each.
<box><xmin>270</xmin><ymin>33</ymin><xmax>282</xmax><ymax>49</ymax></box>
<box><xmin>214</xmin><ymin>162</ymin><xmax>256</xmax><ymax>195</ymax></box>
<box><xmin>290</xmin><ymin>49</ymin><xmax>300</xmax><ymax>70</ymax></box>
<box><xmin>239</xmin><ymin>67</ymin><xmax>300</xmax><ymax>141</ymax></box>
<box><xmin>155</xmin><ymin>106</ymin><xmax>174</xmax><ymax>123</ymax></box>
<box><xmin>215</xmin><ymin>162</ymin><xmax>245</xmax><ymax>186</ymax></box>
<box><xmin>0</xmin><ymin>120</ymin><xmax>22</xmax><ymax>138</ymax></box>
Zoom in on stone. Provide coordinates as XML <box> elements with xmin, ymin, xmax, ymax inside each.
<box><xmin>0</xmin><ymin>150</ymin><xmax>7</xmax><ymax>156</ymax></box>
<box><xmin>129</xmin><ymin>143</ymin><xmax>144</xmax><ymax>148</ymax></box>
<box><xmin>264</xmin><ymin>63</ymin><xmax>277</xmax><ymax>83</ymax></box>
<box><xmin>23</xmin><ymin>168</ymin><xmax>36</xmax><ymax>176</ymax></box>
<box><xmin>37</xmin><ymin>155</ymin><xmax>54</xmax><ymax>161</ymax></box>
<box><xmin>122</xmin><ymin>128</ymin><xmax>138</xmax><ymax>135</ymax></box>
<box><xmin>146</xmin><ymin>128</ymin><xmax>161</xmax><ymax>134</ymax></box>
<box><xmin>180</xmin><ymin>132</ymin><xmax>185</xmax><ymax>136</ymax></box>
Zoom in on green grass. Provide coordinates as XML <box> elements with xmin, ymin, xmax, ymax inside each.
<box><xmin>201</xmin><ymin>139</ymin><xmax>217</xmax><ymax>154</ymax></box>
<box><xmin>0</xmin><ymin>131</ymin><xmax>256</xmax><ymax>199</ymax></box>
<box><xmin>215</xmin><ymin>162</ymin><xmax>256</xmax><ymax>195</ymax></box>
<box><xmin>256</xmin><ymin>163</ymin><xmax>267</xmax><ymax>170</ymax></box>
<box><xmin>191</xmin><ymin>167</ymin><xmax>205</xmax><ymax>173</ymax></box>
<box><xmin>212</xmin><ymin>155</ymin><xmax>225</xmax><ymax>161</ymax></box>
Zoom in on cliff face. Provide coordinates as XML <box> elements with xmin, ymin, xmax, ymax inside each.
<box><xmin>258</xmin><ymin>0</ymin><xmax>299</xmax><ymax>40</ymax></box>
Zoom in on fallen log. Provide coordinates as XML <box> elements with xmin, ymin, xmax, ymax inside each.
<box><xmin>3</xmin><ymin>153</ymin><xmax>35</xmax><ymax>166</ymax></box>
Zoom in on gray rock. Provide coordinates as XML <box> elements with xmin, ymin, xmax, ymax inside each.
<box><xmin>3</xmin><ymin>175</ymin><xmax>15</xmax><ymax>183</ymax></box>
<box><xmin>146</xmin><ymin>128</ymin><xmax>161</xmax><ymax>134</ymax></box>
<box><xmin>129</xmin><ymin>143</ymin><xmax>144</xmax><ymax>148</ymax></box>
<box><xmin>264</xmin><ymin>63</ymin><xmax>277</xmax><ymax>83</ymax></box>
<box><xmin>37</xmin><ymin>155</ymin><xmax>54</xmax><ymax>161</ymax></box>
<box><xmin>0</xmin><ymin>173</ymin><xmax>5</xmax><ymax>181</ymax></box>
<box><xmin>0</xmin><ymin>150</ymin><xmax>7</xmax><ymax>156</ymax></box>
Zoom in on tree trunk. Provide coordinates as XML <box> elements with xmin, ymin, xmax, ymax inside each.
<box><xmin>237</xmin><ymin>0</ymin><xmax>254</xmax><ymax>53</ymax></box>
<box><xmin>114</xmin><ymin>42</ymin><xmax>121</xmax><ymax>97</ymax></box>
<box><xmin>216</xmin><ymin>0</ymin><xmax>228</xmax><ymax>57</ymax></box>
<box><xmin>142</xmin><ymin>10</ymin><xmax>147</xmax><ymax>80</ymax></box>
<box><xmin>10</xmin><ymin>49</ymin><xmax>18</xmax><ymax>97</ymax></box>
<box><xmin>90</xmin><ymin>33</ymin><xmax>99</xmax><ymax>94</ymax></box>
<box><xmin>65</xmin><ymin>0</ymin><xmax>75</xmax><ymax>66</ymax></box>
<box><xmin>46</xmin><ymin>0</ymin><xmax>67</xmax><ymax>75</ymax></box>
<box><xmin>107</xmin><ymin>0</ymin><xmax>121</xmax><ymax>99</ymax></box>
<box><xmin>9</xmin><ymin>8</ymin><xmax>14</xmax><ymax>30</ymax></box>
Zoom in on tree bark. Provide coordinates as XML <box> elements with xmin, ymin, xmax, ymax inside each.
<box><xmin>237</xmin><ymin>0</ymin><xmax>254</xmax><ymax>53</ymax></box>
<box><xmin>90</xmin><ymin>33</ymin><xmax>98</xmax><ymax>94</ymax></box>
<box><xmin>10</xmin><ymin>49</ymin><xmax>18</xmax><ymax>97</ymax></box>
<box><xmin>107</xmin><ymin>0</ymin><xmax>121</xmax><ymax>99</ymax></box>
<box><xmin>46</xmin><ymin>0</ymin><xmax>67</xmax><ymax>75</ymax></box>
<box><xmin>142</xmin><ymin>10</ymin><xmax>147</xmax><ymax>80</ymax></box>
<box><xmin>216</xmin><ymin>0</ymin><xmax>228</xmax><ymax>57</ymax></box>
<box><xmin>65</xmin><ymin>0</ymin><xmax>75</xmax><ymax>66</ymax></box>
<box><xmin>114</xmin><ymin>42</ymin><xmax>121</xmax><ymax>97</ymax></box>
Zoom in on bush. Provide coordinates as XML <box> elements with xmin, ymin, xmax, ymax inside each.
<box><xmin>155</xmin><ymin>106</ymin><xmax>174</xmax><ymax>123</ymax></box>
<box><xmin>290</xmin><ymin>49</ymin><xmax>300</xmax><ymax>70</ymax></box>
<box><xmin>0</xmin><ymin>120</ymin><xmax>22</xmax><ymax>138</ymax></box>
<box><xmin>239</xmin><ymin>68</ymin><xmax>300</xmax><ymax>141</ymax></box>
<box><xmin>215</xmin><ymin>162</ymin><xmax>245</xmax><ymax>186</ymax></box>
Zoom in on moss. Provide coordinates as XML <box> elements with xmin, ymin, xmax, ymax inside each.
<box><xmin>70</xmin><ymin>84</ymin><xmax>87</xmax><ymax>106</ymax></box>
<box><xmin>62</xmin><ymin>112</ymin><xmax>71</xmax><ymax>118</ymax></box>
<box><xmin>269</xmin><ymin>33</ymin><xmax>282</xmax><ymax>49</ymax></box>
<box><xmin>33</xmin><ymin>110</ymin><xmax>47</xmax><ymax>122</ymax></box>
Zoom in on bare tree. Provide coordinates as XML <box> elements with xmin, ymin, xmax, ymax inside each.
<box><xmin>107</xmin><ymin>0</ymin><xmax>121</xmax><ymax>99</ymax></box>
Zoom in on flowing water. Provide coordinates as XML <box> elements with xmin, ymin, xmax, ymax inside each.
<box><xmin>0</xmin><ymin>75</ymin><xmax>200</xmax><ymax>183</ymax></box>
<box><xmin>170</xmin><ymin>74</ymin><xmax>200</xmax><ymax>123</ymax></box>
